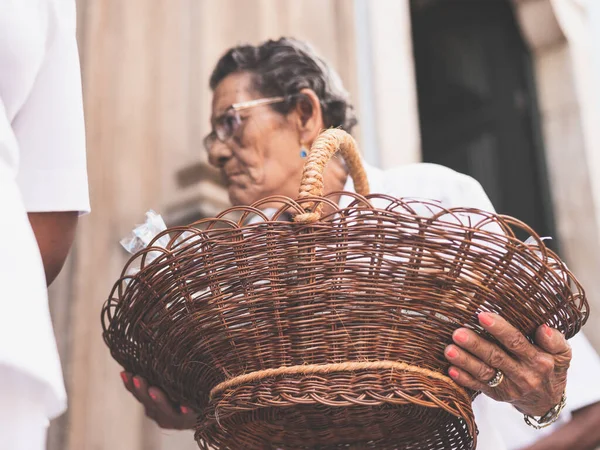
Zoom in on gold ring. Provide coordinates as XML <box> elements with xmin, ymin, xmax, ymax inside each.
<box><xmin>487</xmin><ymin>369</ymin><xmax>504</xmax><ymax>388</ymax></box>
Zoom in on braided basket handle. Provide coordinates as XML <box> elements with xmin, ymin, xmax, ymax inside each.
<box><xmin>294</xmin><ymin>129</ymin><xmax>370</xmax><ymax>223</ymax></box>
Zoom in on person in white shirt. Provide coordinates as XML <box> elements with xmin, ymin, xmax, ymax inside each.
<box><xmin>121</xmin><ymin>37</ymin><xmax>600</xmax><ymax>449</ymax></box>
<box><xmin>0</xmin><ymin>1</ymin><xmax>90</xmax><ymax>449</ymax></box>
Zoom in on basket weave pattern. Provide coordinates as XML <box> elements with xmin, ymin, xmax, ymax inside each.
<box><xmin>102</xmin><ymin>130</ymin><xmax>588</xmax><ymax>449</ymax></box>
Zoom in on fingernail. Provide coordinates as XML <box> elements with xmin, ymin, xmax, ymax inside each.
<box><xmin>449</xmin><ymin>368</ymin><xmax>459</xmax><ymax>379</ymax></box>
<box><xmin>446</xmin><ymin>347</ymin><xmax>459</xmax><ymax>359</ymax></box>
<box><xmin>120</xmin><ymin>372</ymin><xmax>129</xmax><ymax>383</ymax></box>
<box><xmin>180</xmin><ymin>406</ymin><xmax>190</xmax><ymax>414</ymax></box>
<box><xmin>544</xmin><ymin>324</ymin><xmax>553</xmax><ymax>338</ymax></box>
<box><xmin>479</xmin><ymin>312</ymin><xmax>495</xmax><ymax>327</ymax></box>
<box><xmin>133</xmin><ymin>377</ymin><xmax>141</xmax><ymax>389</ymax></box>
<box><xmin>149</xmin><ymin>390</ymin><xmax>157</xmax><ymax>401</ymax></box>
<box><xmin>454</xmin><ymin>330</ymin><xmax>468</xmax><ymax>344</ymax></box>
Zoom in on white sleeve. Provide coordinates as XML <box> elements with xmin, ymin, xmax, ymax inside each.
<box><xmin>389</xmin><ymin>163</ymin><xmax>497</xmax><ymax>213</ymax></box>
<box><xmin>13</xmin><ymin>0</ymin><xmax>89</xmax><ymax>213</ymax></box>
<box><xmin>452</xmin><ymin>172</ymin><xmax>497</xmax><ymax>213</ymax></box>
<box><xmin>404</xmin><ymin>164</ymin><xmax>501</xmax><ymax>233</ymax></box>
<box><xmin>563</xmin><ymin>332</ymin><xmax>600</xmax><ymax>414</ymax></box>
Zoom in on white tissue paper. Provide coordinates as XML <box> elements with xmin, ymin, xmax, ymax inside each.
<box><xmin>120</xmin><ymin>210</ymin><xmax>171</xmax><ymax>276</ymax></box>
<box><xmin>120</xmin><ymin>210</ymin><xmax>170</xmax><ymax>253</ymax></box>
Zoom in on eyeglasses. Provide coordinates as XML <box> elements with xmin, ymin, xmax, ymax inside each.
<box><xmin>203</xmin><ymin>96</ymin><xmax>286</xmax><ymax>151</ymax></box>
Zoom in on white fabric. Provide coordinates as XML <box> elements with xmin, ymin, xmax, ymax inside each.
<box><xmin>2</xmin><ymin>0</ymin><xmax>90</xmax><ymax>213</ymax></box>
<box><xmin>0</xmin><ymin>364</ymin><xmax>50</xmax><ymax>450</ymax></box>
<box><xmin>344</xmin><ymin>162</ymin><xmax>600</xmax><ymax>450</ymax></box>
<box><xmin>0</xmin><ymin>0</ymin><xmax>89</xmax><ymax>429</ymax></box>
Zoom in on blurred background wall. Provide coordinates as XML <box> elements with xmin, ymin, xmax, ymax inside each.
<box><xmin>47</xmin><ymin>1</ymin><xmax>600</xmax><ymax>449</ymax></box>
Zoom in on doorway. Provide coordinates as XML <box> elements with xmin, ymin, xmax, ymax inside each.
<box><xmin>410</xmin><ymin>0</ymin><xmax>557</xmax><ymax>246</ymax></box>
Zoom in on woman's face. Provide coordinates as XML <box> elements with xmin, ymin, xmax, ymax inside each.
<box><xmin>207</xmin><ymin>72</ymin><xmax>307</xmax><ymax>206</ymax></box>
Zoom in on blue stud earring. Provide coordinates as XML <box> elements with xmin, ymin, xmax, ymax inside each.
<box><xmin>300</xmin><ymin>146</ymin><xmax>308</xmax><ymax>158</ymax></box>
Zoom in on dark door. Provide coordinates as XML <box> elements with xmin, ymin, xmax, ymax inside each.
<box><xmin>410</xmin><ymin>0</ymin><xmax>557</xmax><ymax>246</ymax></box>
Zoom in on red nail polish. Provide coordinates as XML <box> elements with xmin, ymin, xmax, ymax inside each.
<box><xmin>180</xmin><ymin>406</ymin><xmax>189</xmax><ymax>414</ymax></box>
<box><xmin>449</xmin><ymin>368</ymin><xmax>459</xmax><ymax>379</ymax></box>
<box><xmin>149</xmin><ymin>391</ymin><xmax>157</xmax><ymax>401</ymax></box>
<box><xmin>446</xmin><ymin>347</ymin><xmax>458</xmax><ymax>359</ymax></box>
<box><xmin>120</xmin><ymin>372</ymin><xmax>128</xmax><ymax>383</ymax></box>
<box><xmin>454</xmin><ymin>330</ymin><xmax>468</xmax><ymax>344</ymax></box>
<box><xmin>133</xmin><ymin>378</ymin><xmax>141</xmax><ymax>389</ymax></box>
<box><xmin>544</xmin><ymin>324</ymin><xmax>553</xmax><ymax>338</ymax></box>
<box><xmin>479</xmin><ymin>312</ymin><xmax>494</xmax><ymax>327</ymax></box>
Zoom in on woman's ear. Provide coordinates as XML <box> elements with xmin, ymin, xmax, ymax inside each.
<box><xmin>294</xmin><ymin>88</ymin><xmax>324</xmax><ymax>145</ymax></box>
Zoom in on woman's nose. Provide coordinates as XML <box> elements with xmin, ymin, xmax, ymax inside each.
<box><xmin>207</xmin><ymin>140</ymin><xmax>233</xmax><ymax>168</ymax></box>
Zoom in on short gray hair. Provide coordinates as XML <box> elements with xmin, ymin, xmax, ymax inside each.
<box><xmin>209</xmin><ymin>37</ymin><xmax>358</xmax><ymax>133</ymax></box>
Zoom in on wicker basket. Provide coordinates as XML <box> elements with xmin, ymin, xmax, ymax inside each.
<box><xmin>102</xmin><ymin>129</ymin><xmax>588</xmax><ymax>450</ymax></box>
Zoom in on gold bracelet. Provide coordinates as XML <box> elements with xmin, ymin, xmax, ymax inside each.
<box><xmin>523</xmin><ymin>392</ymin><xmax>567</xmax><ymax>429</ymax></box>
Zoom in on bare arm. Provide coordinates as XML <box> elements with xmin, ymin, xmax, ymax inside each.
<box><xmin>27</xmin><ymin>211</ymin><xmax>78</xmax><ymax>286</ymax></box>
<box><xmin>521</xmin><ymin>402</ymin><xmax>600</xmax><ymax>450</ymax></box>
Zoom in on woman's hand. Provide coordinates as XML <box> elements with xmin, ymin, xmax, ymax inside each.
<box><xmin>120</xmin><ymin>372</ymin><xmax>197</xmax><ymax>429</ymax></box>
<box><xmin>444</xmin><ymin>312</ymin><xmax>572</xmax><ymax>416</ymax></box>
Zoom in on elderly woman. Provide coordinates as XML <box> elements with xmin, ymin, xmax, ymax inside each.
<box><xmin>121</xmin><ymin>38</ymin><xmax>600</xmax><ymax>449</ymax></box>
